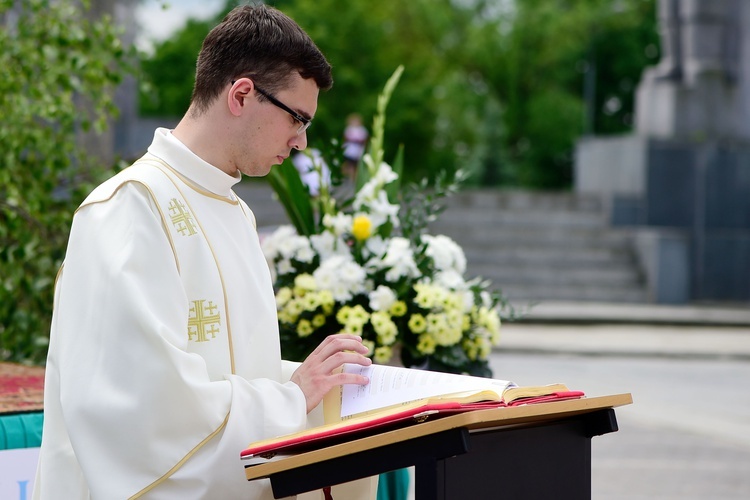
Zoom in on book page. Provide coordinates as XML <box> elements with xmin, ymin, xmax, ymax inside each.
<box><xmin>340</xmin><ymin>364</ymin><xmax>514</xmax><ymax>418</ymax></box>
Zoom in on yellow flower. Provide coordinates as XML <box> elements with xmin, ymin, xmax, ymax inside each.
<box><xmin>280</xmin><ymin>301</ymin><xmax>302</xmax><ymax>323</ymax></box>
<box><xmin>352</xmin><ymin>214</ymin><xmax>373</xmax><ymax>241</ymax></box>
<box><xmin>287</xmin><ymin>299</ymin><xmax>304</xmax><ymax>317</ymax></box>
<box><xmin>293</xmin><ymin>273</ymin><xmax>316</xmax><ymax>296</ymax></box>
<box><xmin>346</xmin><ymin>322</ymin><xmax>363</xmax><ymax>335</ymax></box>
<box><xmin>463</xmin><ymin>338</ymin><xmax>479</xmax><ymax>361</ymax></box>
<box><xmin>362</xmin><ymin>339</ymin><xmax>375</xmax><ymax>356</ymax></box>
<box><xmin>389</xmin><ymin>300</ymin><xmax>407</xmax><ymax>317</ymax></box>
<box><xmin>408</xmin><ymin>313</ymin><xmax>427</xmax><ymax>333</ymax></box>
<box><xmin>477</xmin><ymin>336</ymin><xmax>492</xmax><ymax>359</ymax></box>
<box><xmin>312</xmin><ymin>313</ymin><xmax>326</xmax><ymax>328</ymax></box>
<box><xmin>486</xmin><ymin>309</ymin><xmax>502</xmax><ymax>336</ymax></box>
<box><xmin>370</xmin><ymin>311</ymin><xmax>389</xmax><ymax>328</ymax></box>
<box><xmin>377</xmin><ymin>326</ymin><xmax>397</xmax><ymax>346</ymax></box>
<box><xmin>318</xmin><ymin>290</ymin><xmax>335</xmax><ymax>307</ymax></box>
<box><xmin>414</xmin><ymin>284</ymin><xmax>435</xmax><ymax>309</ymax></box>
<box><xmin>302</xmin><ymin>293</ymin><xmax>320</xmax><ymax>311</ymax></box>
<box><xmin>336</xmin><ymin>305</ymin><xmax>353</xmax><ymax>325</ymax></box>
<box><xmin>463</xmin><ymin>335</ymin><xmax>492</xmax><ymax>361</ymax></box>
<box><xmin>445</xmin><ymin>292</ymin><xmax>463</xmax><ymax>310</ymax></box>
<box><xmin>416</xmin><ymin>333</ymin><xmax>436</xmax><ymax>355</ymax></box>
<box><xmin>350</xmin><ymin>304</ymin><xmax>371</xmax><ymax>325</ymax></box>
<box><xmin>316</xmin><ymin>290</ymin><xmax>335</xmax><ymax>315</ymax></box>
<box><xmin>277</xmin><ymin>309</ymin><xmax>293</xmax><ymax>324</ymax></box>
<box><xmin>374</xmin><ymin>346</ymin><xmax>392</xmax><ymax>364</ymax></box>
<box><xmin>425</xmin><ymin>313</ymin><xmax>446</xmax><ymax>334</ymax></box>
<box><xmin>446</xmin><ymin>309</ymin><xmax>463</xmax><ymax>329</ymax></box>
<box><xmin>275</xmin><ymin>287</ymin><xmax>292</xmax><ymax>308</ymax></box>
<box><xmin>297</xmin><ymin>319</ymin><xmax>313</xmax><ymax>337</ymax></box>
<box><xmin>370</xmin><ymin>311</ymin><xmax>397</xmax><ymax>345</ymax></box>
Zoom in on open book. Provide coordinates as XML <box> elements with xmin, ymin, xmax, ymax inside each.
<box><xmin>241</xmin><ymin>363</ymin><xmax>584</xmax><ymax>461</ymax></box>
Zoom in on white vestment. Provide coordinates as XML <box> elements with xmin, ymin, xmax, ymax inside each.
<box><xmin>33</xmin><ymin>128</ymin><xmax>308</xmax><ymax>499</ymax></box>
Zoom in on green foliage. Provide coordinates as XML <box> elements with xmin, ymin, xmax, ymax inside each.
<box><xmin>274</xmin><ymin>0</ymin><xmax>484</xmax><ymax>185</ymax></box>
<box><xmin>138</xmin><ymin>16</ymin><xmax>214</xmax><ymax>116</ymax></box>
<box><xmin>266</xmin><ymin>162</ymin><xmax>316</xmax><ymax>236</ymax></box>
<box><xmin>138</xmin><ymin>0</ymin><xmax>658</xmax><ymax>189</ymax></box>
<box><xmin>0</xmin><ymin>0</ymin><xmax>133</xmax><ymax>364</ymax></box>
<box><xmin>463</xmin><ymin>0</ymin><xmax>659</xmax><ymax>187</ymax></box>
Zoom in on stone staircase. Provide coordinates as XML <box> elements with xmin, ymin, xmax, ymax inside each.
<box><xmin>428</xmin><ymin>190</ymin><xmax>650</xmax><ymax>304</ymax></box>
<box><xmin>235</xmin><ymin>182</ymin><xmax>651</xmax><ymax>304</ymax></box>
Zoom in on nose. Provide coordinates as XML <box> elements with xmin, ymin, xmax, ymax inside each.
<box><xmin>290</xmin><ymin>130</ymin><xmax>307</xmax><ymax>151</ymax></box>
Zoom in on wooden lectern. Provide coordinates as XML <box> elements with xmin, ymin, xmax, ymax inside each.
<box><xmin>245</xmin><ymin>393</ymin><xmax>632</xmax><ymax>499</ymax></box>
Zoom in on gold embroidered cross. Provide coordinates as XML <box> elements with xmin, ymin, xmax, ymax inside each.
<box><xmin>168</xmin><ymin>198</ymin><xmax>197</xmax><ymax>236</ymax></box>
<box><xmin>188</xmin><ymin>299</ymin><xmax>221</xmax><ymax>342</ymax></box>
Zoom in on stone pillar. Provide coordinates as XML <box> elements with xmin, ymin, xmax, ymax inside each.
<box><xmin>635</xmin><ymin>0</ymin><xmax>744</xmax><ymax>140</ymax></box>
<box><xmin>575</xmin><ymin>0</ymin><xmax>750</xmax><ymax>303</ymax></box>
<box><xmin>78</xmin><ymin>0</ymin><xmax>140</xmax><ymax>164</ymax></box>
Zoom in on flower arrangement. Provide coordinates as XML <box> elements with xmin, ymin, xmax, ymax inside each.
<box><xmin>262</xmin><ymin>67</ymin><xmax>510</xmax><ymax>377</ymax></box>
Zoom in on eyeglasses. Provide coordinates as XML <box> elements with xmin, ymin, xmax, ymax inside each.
<box><xmin>255</xmin><ymin>86</ymin><xmax>311</xmax><ymax>135</ymax></box>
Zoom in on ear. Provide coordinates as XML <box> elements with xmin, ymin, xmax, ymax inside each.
<box><xmin>227</xmin><ymin>78</ymin><xmax>254</xmax><ymax>117</ymax></box>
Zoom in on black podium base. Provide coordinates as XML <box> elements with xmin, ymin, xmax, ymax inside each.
<box><xmin>266</xmin><ymin>408</ymin><xmax>618</xmax><ymax>499</ymax></box>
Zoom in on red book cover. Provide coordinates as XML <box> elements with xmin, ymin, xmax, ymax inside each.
<box><xmin>241</xmin><ymin>390</ymin><xmax>585</xmax><ymax>460</ymax></box>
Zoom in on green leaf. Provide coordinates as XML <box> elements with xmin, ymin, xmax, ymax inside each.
<box><xmin>385</xmin><ymin>143</ymin><xmax>404</xmax><ymax>203</ymax></box>
<box><xmin>266</xmin><ymin>163</ymin><xmax>315</xmax><ymax>236</ymax></box>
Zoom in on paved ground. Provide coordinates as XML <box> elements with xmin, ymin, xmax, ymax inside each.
<box><xmin>490</xmin><ymin>300</ymin><xmax>750</xmax><ymax>500</ymax></box>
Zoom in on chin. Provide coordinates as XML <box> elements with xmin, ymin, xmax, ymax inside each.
<box><xmin>252</xmin><ymin>166</ymin><xmax>273</xmax><ymax>178</ymax></box>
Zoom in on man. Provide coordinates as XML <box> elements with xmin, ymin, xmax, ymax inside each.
<box><xmin>33</xmin><ymin>5</ymin><xmax>372</xmax><ymax>499</ymax></box>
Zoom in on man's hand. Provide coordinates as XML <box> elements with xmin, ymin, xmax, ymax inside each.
<box><xmin>290</xmin><ymin>334</ymin><xmax>372</xmax><ymax>413</ymax></box>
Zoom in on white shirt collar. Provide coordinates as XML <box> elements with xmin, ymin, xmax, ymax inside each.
<box><xmin>146</xmin><ymin>127</ymin><xmax>242</xmax><ymax>198</ymax></box>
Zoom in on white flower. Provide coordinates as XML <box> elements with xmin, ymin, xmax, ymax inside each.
<box><xmin>377</xmin><ymin>237</ymin><xmax>419</xmax><ymax>282</ymax></box>
<box><xmin>294</xmin><ymin>243</ymin><xmax>315</xmax><ymax>263</ymax></box>
<box><xmin>374</xmin><ymin>162</ymin><xmax>398</xmax><ymax>185</ymax></box>
<box><xmin>368</xmin><ymin>191</ymin><xmax>400</xmax><ymax>228</ymax></box>
<box><xmin>369</xmin><ymin>285</ymin><xmax>397</xmax><ymax>311</ymax></box>
<box><xmin>353</xmin><ymin>161</ymin><xmax>397</xmax><ymax>210</ymax></box>
<box><xmin>313</xmin><ymin>255</ymin><xmax>367</xmax><ymax>302</ymax></box>
<box><xmin>276</xmin><ymin>258</ymin><xmax>293</xmax><ymax>275</ymax></box>
<box><xmin>460</xmin><ymin>290</ymin><xmax>474</xmax><ymax>312</ymax></box>
<box><xmin>353</xmin><ymin>179</ymin><xmax>378</xmax><ymax>208</ymax></box>
<box><xmin>384</xmin><ymin>237</ymin><xmax>413</xmax><ymax>261</ymax></box>
<box><xmin>310</xmin><ymin>231</ymin><xmax>347</xmax><ymax>261</ymax></box>
<box><xmin>312</xmin><ymin>263</ymin><xmax>335</xmax><ymax>290</ymax></box>
<box><xmin>323</xmin><ymin>212</ymin><xmax>353</xmax><ymax>237</ymax></box>
<box><xmin>340</xmin><ymin>260</ymin><xmax>367</xmax><ymax>287</ymax></box>
<box><xmin>277</xmin><ymin>234</ymin><xmax>311</xmax><ymax>261</ymax></box>
<box><xmin>434</xmin><ymin>269</ymin><xmax>466</xmax><ymax>290</ymax></box>
<box><xmin>261</xmin><ymin>225</ymin><xmax>297</xmax><ymax>261</ymax></box>
<box><xmin>423</xmin><ymin>234</ymin><xmax>466</xmax><ymax>274</ymax></box>
<box><xmin>480</xmin><ymin>290</ymin><xmax>492</xmax><ymax>308</ymax></box>
<box><xmin>363</xmin><ymin>235</ymin><xmax>388</xmax><ymax>259</ymax></box>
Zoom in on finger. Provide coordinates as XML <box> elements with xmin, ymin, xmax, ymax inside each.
<box><xmin>315</xmin><ymin>337</ymin><xmax>369</xmax><ymax>359</ymax></box>
<box><xmin>308</xmin><ymin>334</ymin><xmax>363</xmax><ymax>356</ymax></box>
<box><xmin>317</xmin><ymin>351</ymin><xmax>372</xmax><ymax>376</ymax></box>
<box><xmin>335</xmin><ymin>372</ymin><xmax>370</xmax><ymax>386</ymax></box>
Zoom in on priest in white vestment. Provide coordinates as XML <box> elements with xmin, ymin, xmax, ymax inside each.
<box><xmin>33</xmin><ymin>5</ymin><xmax>373</xmax><ymax>499</ymax></box>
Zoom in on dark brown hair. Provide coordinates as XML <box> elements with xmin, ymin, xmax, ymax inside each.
<box><xmin>190</xmin><ymin>4</ymin><xmax>333</xmax><ymax>114</ymax></box>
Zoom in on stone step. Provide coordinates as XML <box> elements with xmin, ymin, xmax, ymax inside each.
<box><xmin>468</xmin><ymin>263</ymin><xmax>642</xmax><ymax>287</ymax></box>
<box><xmin>444</xmin><ymin>190</ymin><xmax>604</xmax><ymax>213</ymax></box>
<box><xmin>463</xmin><ymin>247</ymin><xmax>637</xmax><ymax>267</ymax></box>
<box><xmin>499</xmin><ymin>283</ymin><xmax>651</xmax><ymax>304</ymax></box>
<box><xmin>432</xmin><ymin>209</ymin><xmax>606</xmax><ymax>229</ymax></box>
<box><xmin>432</xmin><ymin>227</ymin><xmax>636</xmax><ymax>250</ymax></box>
